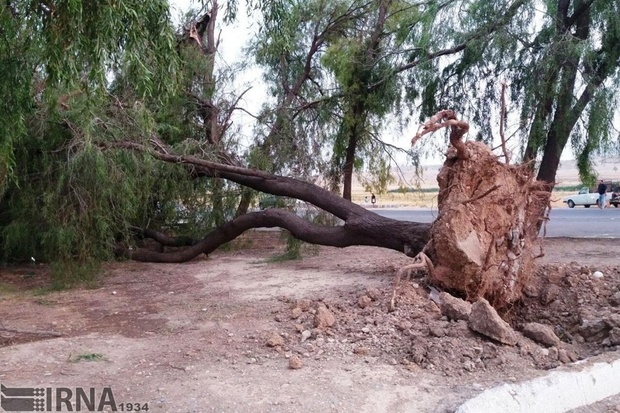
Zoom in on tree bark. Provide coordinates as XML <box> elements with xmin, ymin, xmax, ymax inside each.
<box><xmin>127</xmin><ymin>208</ymin><xmax>430</xmax><ymax>263</ymax></box>
<box><xmin>109</xmin><ymin>141</ymin><xmax>430</xmax><ymax>262</ymax></box>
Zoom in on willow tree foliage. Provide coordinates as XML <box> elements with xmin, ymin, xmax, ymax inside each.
<box><xmin>0</xmin><ymin>0</ymin><xmax>264</xmax><ymax>284</ymax></box>
<box><xmin>431</xmin><ymin>0</ymin><xmax>620</xmax><ymax>187</ymax></box>
<box><xmin>0</xmin><ymin>1</ymin><xmax>197</xmax><ymax>282</ymax></box>
<box><xmin>0</xmin><ymin>1</ymin><xmax>177</xmax><ymax>184</ymax></box>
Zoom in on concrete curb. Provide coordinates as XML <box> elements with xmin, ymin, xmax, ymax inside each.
<box><xmin>456</xmin><ymin>356</ymin><xmax>620</xmax><ymax>413</ymax></box>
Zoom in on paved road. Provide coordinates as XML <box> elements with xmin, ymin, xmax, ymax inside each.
<box><xmin>371</xmin><ymin>207</ymin><xmax>620</xmax><ymax>238</ymax></box>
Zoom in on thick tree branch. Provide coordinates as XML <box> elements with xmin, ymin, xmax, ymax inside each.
<box><xmin>104</xmin><ymin>140</ymin><xmax>431</xmax><ymax>263</ymax></box>
<box><xmin>106</xmin><ymin>141</ymin><xmax>368</xmax><ymax>221</ymax></box>
<box><xmin>130</xmin><ymin>227</ymin><xmax>195</xmax><ymax>247</ymax></box>
<box><xmin>127</xmin><ymin>204</ymin><xmax>430</xmax><ymax>263</ymax></box>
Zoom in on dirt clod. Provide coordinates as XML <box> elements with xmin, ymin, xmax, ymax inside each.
<box><xmin>288</xmin><ymin>355</ymin><xmax>303</xmax><ymax>369</ymax></box>
<box><xmin>366</xmin><ymin>288</ymin><xmax>381</xmax><ymax>301</ymax></box>
<box><xmin>358</xmin><ymin>295</ymin><xmax>372</xmax><ymax>308</ymax></box>
<box><xmin>266</xmin><ymin>332</ymin><xmax>284</xmax><ymax>347</ymax></box>
<box><xmin>291</xmin><ymin>307</ymin><xmax>303</xmax><ymax>319</ymax></box>
<box><xmin>314</xmin><ymin>304</ymin><xmax>336</xmax><ymax>329</ymax></box>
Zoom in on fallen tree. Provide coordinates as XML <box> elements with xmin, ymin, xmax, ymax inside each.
<box><xmin>114</xmin><ymin>110</ymin><xmax>551</xmax><ymax>309</ymax></box>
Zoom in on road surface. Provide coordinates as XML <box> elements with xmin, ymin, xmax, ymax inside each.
<box><xmin>371</xmin><ymin>208</ymin><xmax>619</xmax><ymax>239</ymax></box>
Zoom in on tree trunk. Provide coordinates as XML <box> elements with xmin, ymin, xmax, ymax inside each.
<box><xmin>341</xmin><ymin>123</ymin><xmax>358</xmax><ymax>201</ymax></box>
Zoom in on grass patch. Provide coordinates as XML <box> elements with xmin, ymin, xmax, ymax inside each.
<box><xmin>34</xmin><ymin>298</ymin><xmax>57</xmax><ymax>306</ymax></box>
<box><xmin>265</xmin><ymin>234</ymin><xmax>303</xmax><ymax>262</ymax></box>
<box><xmin>0</xmin><ymin>283</ymin><xmax>19</xmax><ymax>294</ymax></box>
<box><xmin>31</xmin><ymin>286</ymin><xmax>56</xmax><ymax>296</ymax></box>
<box><xmin>70</xmin><ymin>353</ymin><xmax>107</xmax><ymax>362</ymax></box>
<box><xmin>387</xmin><ymin>187</ymin><xmax>439</xmax><ymax>193</ymax></box>
<box><xmin>49</xmin><ymin>260</ymin><xmax>101</xmax><ymax>290</ymax></box>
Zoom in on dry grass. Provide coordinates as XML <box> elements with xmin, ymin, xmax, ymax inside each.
<box><xmin>352</xmin><ymin>189</ymin><xmax>572</xmax><ymax>209</ymax></box>
<box><xmin>352</xmin><ymin>190</ymin><xmax>439</xmax><ymax>209</ymax></box>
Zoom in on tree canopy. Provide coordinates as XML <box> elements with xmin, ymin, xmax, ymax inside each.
<box><xmin>429</xmin><ymin>0</ymin><xmax>620</xmax><ymax>186</ymax></box>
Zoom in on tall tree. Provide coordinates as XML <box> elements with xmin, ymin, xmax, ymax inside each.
<box><xmin>433</xmin><ymin>0</ymin><xmax>620</xmax><ymax>187</ymax></box>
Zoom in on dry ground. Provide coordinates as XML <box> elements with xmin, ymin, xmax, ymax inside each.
<box><xmin>1</xmin><ymin>232</ymin><xmax>619</xmax><ymax>412</ymax></box>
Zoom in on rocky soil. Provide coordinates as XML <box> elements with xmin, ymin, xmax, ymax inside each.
<box><xmin>0</xmin><ymin>232</ymin><xmax>619</xmax><ymax>412</ymax></box>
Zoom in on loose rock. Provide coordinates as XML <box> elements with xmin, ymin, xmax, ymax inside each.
<box><xmin>300</xmin><ymin>330</ymin><xmax>312</xmax><ymax>343</ymax></box>
<box><xmin>609</xmin><ymin>328</ymin><xmax>620</xmax><ymax>346</ymax></box>
<box><xmin>439</xmin><ymin>292</ymin><xmax>471</xmax><ymax>321</ymax></box>
<box><xmin>522</xmin><ymin>322</ymin><xmax>560</xmax><ymax>347</ymax></box>
<box><xmin>358</xmin><ymin>295</ymin><xmax>372</xmax><ymax>309</ymax></box>
<box><xmin>468</xmin><ymin>298</ymin><xmax>517</xmax><ymax>346</ymax></box>
<box><xmin>266</xmin><ymin>332</ymin><xmax>284</xmax><ymax>348</ymax></box>
<box><xmin>296</xmin><ymin>299</ymin><xmax>312</xmax><ymax>311</ymax></box>
<box><xmin>540</xmin><ymin>284</ymin><xmax>561</xmax><ymax>305</ymax></box>
<box><xmin>578</xmin><ymin>319</ymin><xmax>610</xmax><ymax>342</ymax></box>
<box><xmin>609</xmin><ymin>291</ymin><xmax>620</xmax><ymax>307</ymax></box>
<box><xmin>366</xmin><ymin>288</ymin><xmax>381</xmax><ymax>301</ymax></box>
<box><xmin>353</xmin><ymin>347</ymin><xmax>369</xmax><ymax>356</ymax></box>
<box><xmin>291</xmin><ymin>307</ymin><xmax>303</xmax><ymax>319</ymax></box>
<box><xmin>314</xmin><ymin>304</ymin><xmax>336</xmax><ymax>329</ymax></box>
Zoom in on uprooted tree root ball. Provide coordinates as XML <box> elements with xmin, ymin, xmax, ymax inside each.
<box><xmin>413</xmin><ymin>110</ymin><xmax>551</xmax><ymax>308</ymax></box>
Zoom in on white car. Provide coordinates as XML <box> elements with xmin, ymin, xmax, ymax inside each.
<box><xmin>562</xmin><ymin>187</ymin><xmax>600</xmax><ymax>208</ymax></box>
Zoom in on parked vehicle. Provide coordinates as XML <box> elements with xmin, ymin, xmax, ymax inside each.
<box><xmin>562</xmin><ymin>187</ymin><xmax>600</xmax><ymax>208</ymax></box>
<box><xmin>611</xmin><ymin>192</ymin><xmax>620</xmax><ymax>208</ymax></box>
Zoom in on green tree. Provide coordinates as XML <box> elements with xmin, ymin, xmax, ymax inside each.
<box><xmin>0</xmin><ymin>0</ymin><xmax>182</xmax><ymax>281</ymax></box>
<box><xmin>433</xmin><ymin>0</ymin><xmax>620</xmax><ymax>187</ymax></box>
<box><xmin>0</xmin><ymin>1</ymin><xmax>177</xmax><ymax>187</ymax></box>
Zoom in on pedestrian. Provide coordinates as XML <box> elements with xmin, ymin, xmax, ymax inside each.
<box><xmin>597</xmin><ymin>180</ymin><xmax>607</xmax><ymax>209</ymax></box>
<box><xmin>371</xmin><ymin>193</ymin><xmax>376</xmax><ymax>207</ymax></box>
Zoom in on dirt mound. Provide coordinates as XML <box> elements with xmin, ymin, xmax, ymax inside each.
<box><xmin>265</xmin><ymin>258</ymin><xmax>620</xmax><ymax>378</ymax></box>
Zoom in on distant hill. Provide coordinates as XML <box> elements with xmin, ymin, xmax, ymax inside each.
<box><xmin>354</xmin><ymin>157</ymin><xmax>620</xmax><ymax>190</ymax></box>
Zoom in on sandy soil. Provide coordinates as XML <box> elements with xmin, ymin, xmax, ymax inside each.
<box><xmin>1</xmin><ymin>232</ymin><xmax>619</xmax><ymax>413</ymax></box>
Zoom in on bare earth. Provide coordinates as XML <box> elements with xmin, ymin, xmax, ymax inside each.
<box><xmin>1</xmin><ymin>232</ymin><xmax>619</xmax><ymax>413</ymax></box>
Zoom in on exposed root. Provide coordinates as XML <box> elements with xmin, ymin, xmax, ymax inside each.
<box><xmin>390</xmin><ymin>252</ymin><xmax>434</xmax><ymax>312</ymax></box>
<box><xmin>462</xmin><ymin>184</ymin><xmax>500</xmax><ymax>205</ymax></box>
<box><xmin>413</xmin><ymin>110</ymin><xmax>554</xmax><ymax>308</ymax></box>
<box><xmin>412</xmin><ymin>109</ymin><xmax>469</xmax><ymax>160</ymax></box>
<box><xmin>534</xmin><ymin>197</ymin><xmax>552</xmax><ymax>259</ymax></box>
